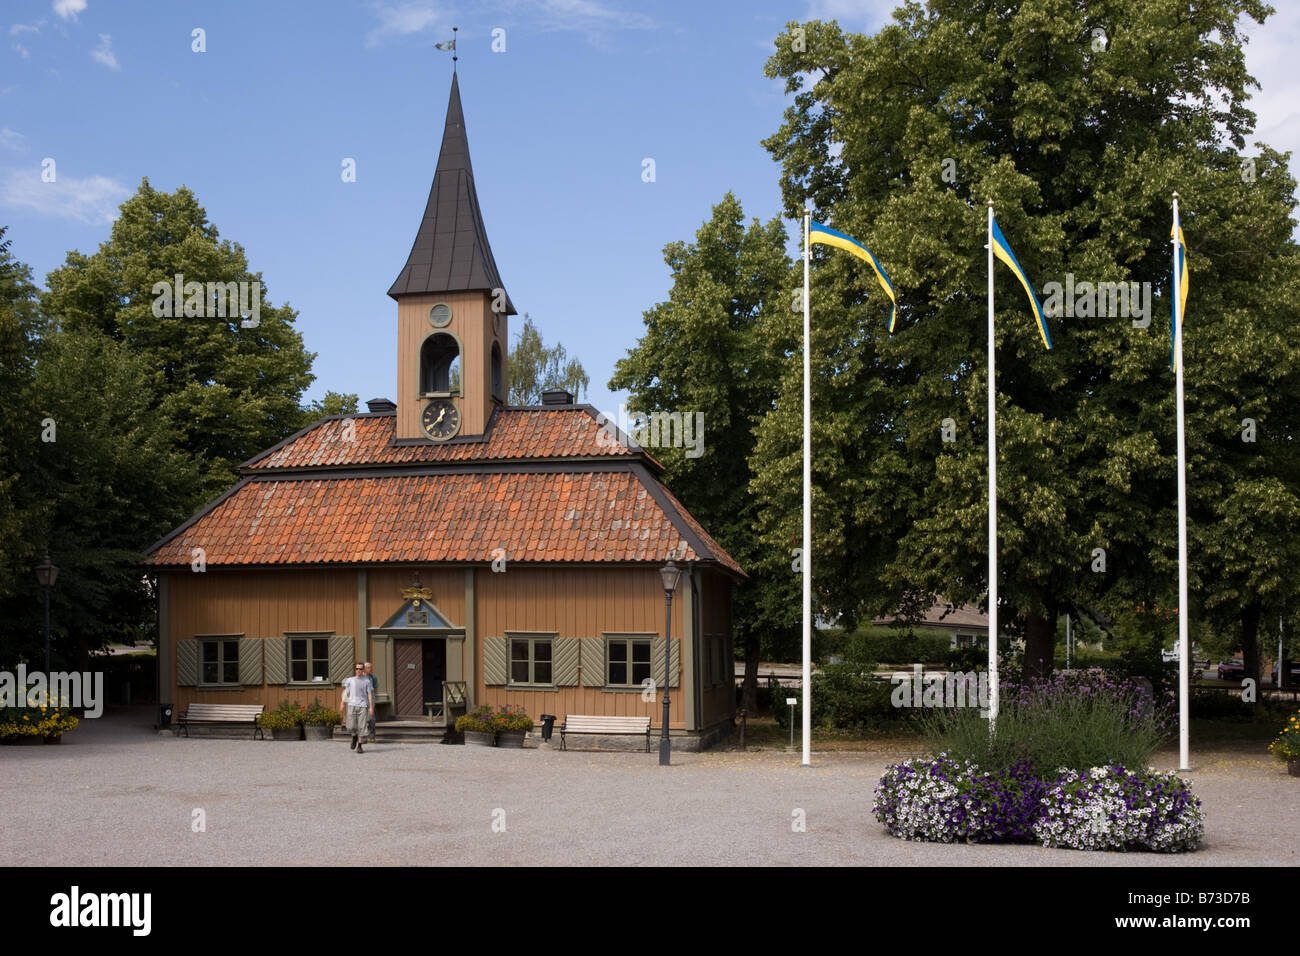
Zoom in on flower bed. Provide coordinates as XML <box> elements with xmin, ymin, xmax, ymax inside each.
<box><xmin>873</xmin><ymin>755</ymin><xmax>1203</xmax><ymax>852</ymax></box>
<box><xmin>0</xmin><ymin>705</ymin><xmax>80</xmax><ymax>741</ymax></box>
<box><xmin>874</xmin><ymin>671</ymin><xmax>1202</xmax><ymax>852</ymax></box>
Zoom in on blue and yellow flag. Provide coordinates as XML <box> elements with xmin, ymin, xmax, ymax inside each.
<box><xmin>1171</xmin><ymin>212</ymin><xmax>1189</xmax><ymax>371</ymax></box>
<box><xmin>990</xmin><ymin>217</ymin><xmax>1052</xmax><ymax>349</ymax></box>
<box><xmin>809</xmin><ymin>220</ymin><xmax>898</xmax><ymax>332</ymax></box>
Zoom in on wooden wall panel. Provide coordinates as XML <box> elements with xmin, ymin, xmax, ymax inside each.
<box><xmin>699</xmin><ymin>570</ymin><xmax>736</xmax><ymax>728</ymax></box>
<box><xmin>474</xmin><ymin>567</ymin><xmax>690</xmax><ymax>729</ymax></box>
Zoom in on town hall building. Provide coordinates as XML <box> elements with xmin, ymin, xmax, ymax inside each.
<box><xmin>143</xmin><ymin>74</ymin><xmax>742</xmax><ymax>749</ymax></box>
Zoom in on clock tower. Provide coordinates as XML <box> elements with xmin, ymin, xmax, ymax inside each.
<box><xmin>389</xmin><ymin>73</ymin><xmax>516</xmax><ymax>442</ymax></box>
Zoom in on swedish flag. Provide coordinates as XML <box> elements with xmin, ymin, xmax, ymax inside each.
<box><xmin>990</xmin><ymin>217</ymin><xmax>1052</xmax><ymax>349</ymax></box>
<box><xmin>1171</xmin><ymin>213</ymin><xmax>1189</xmax><ymax>371</ymax></box>
<box><xmin>809</xmin><ymin>221</ymin><xmax>898</xmax><ymax>332</ymax></box>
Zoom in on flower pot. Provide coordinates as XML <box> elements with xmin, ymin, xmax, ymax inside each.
<box><xmin>497</xmin><ymin>730</ymin><xmax>526</xmax><ymax>748</ymax></box>
<box><xmin>1288</xmin><ymin>757</ymin><xmax>1300</xmax><ymax>778</ymax></box>
<box><xmin>303</xmin><ymin>725</ymin><xmax>334</xmax><ymax>741</ymax></box>
<box><xmin>44</xmin><ymin>734</ymin><xmax>62</xmax><ymax>744</ymax></box>
<box><xmin>271</xmin><ymin>726</ymin><xmax>303</xmax><ymax>741</ymax></box>
<box><xmin>463</xmin><ymin>730</ymin><xmax>496</xmax><ymax>747</ymax></box>
<box><xmin>4</xmin><ymin>736</ymin><xmax>42</xmax><ymax>745</ymax></box>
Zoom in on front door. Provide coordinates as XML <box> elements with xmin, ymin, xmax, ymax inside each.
<box><xmin>394</xmin><ymin>638</ymin><xmax>448</xmax><ymax>718</ymax></box>
<box><xmin>394</xmin><ymin>639</ymin><xmax>424</xmax><ymax>717</ymax></box>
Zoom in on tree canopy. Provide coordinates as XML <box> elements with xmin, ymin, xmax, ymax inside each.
<box><xmin>746</xmin><ymin>0</ymin><xmax>1298</xmax><ymax>677</ymax></box>
<box><xmin>508</xmin><ymin>315</ymin><xmax>589</xmax><ymax>405</ymax></box>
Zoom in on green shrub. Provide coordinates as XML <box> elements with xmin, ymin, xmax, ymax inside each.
<box><xmin>919</xmin><ymin>670</ymin><xmax>1172</xmax><ymax>778</ymax></box>
<box><xmin>302</xmin><ymin>698</ymin><xmax>342</xmax><ymax>727</ymax></box>
<box><xmin>772</xmin><ymin>664</ymin><xmax>905</xmax><ymax>732</ymax></box>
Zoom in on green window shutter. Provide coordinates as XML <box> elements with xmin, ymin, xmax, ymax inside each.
<box><xmin>579</xmin><ymin>638</ymin><xmax>605</xmax><ymax>687</ymax></box>
<box><xmin>329</xmin><ymin>635</ymin><xmax>355</xmax><ymax>684</ymax></box>
<box><xmin>552</xmin><ymin>638</ymin><xmax>580</xmax><ymax>687</ymax></box>
<box><xmin>239</xmin><ymin>637</ymin><xmax>263</xmax><ymax>686</ymax></box>
<box><xmin>483</xmin><ymin>636</ymin><xmax>508</xmax><ymax>686</ymax></box>
<box><xmin>264</xmin><ymin>637</ymin><xmax>288</xmax><ymax>685</ymax></box>
<box><xmin>652</xmin><ymin>638</ymin><xmax>680</xmax><ymax>689</ymax></box>
<box><xmin>176</xmin><ymin>639</ymin><xmax>199</xmax><ymax>687</ymax></box>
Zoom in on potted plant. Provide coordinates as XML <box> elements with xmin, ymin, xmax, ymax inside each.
<box><xmin>495</xmin><ymin>705</ymin><xmax>533</xmax><ymax>748</ymax></box>
<box><xmin>454</xmin><ymin>705</ymin><xmax>501</xmax><ymax>746</ymax></box>
<box><xmin>257</xmin><ymin>700</ymin><xmax>304</xmax><ymax>740</ymax></box>
<box><xmin>302</xmin><ymin>698</ymin><xmax>342</xmax><ymax>740</ymax></box>
<box><xmin>1268</xmin><ymin>708</ymin><xmax>1300</xmax><ymax>777</ymax></box>
<box><xmin>0</xmin><ymin>705</ymin><xmax>80</xmax><ymax>744</ymax></box>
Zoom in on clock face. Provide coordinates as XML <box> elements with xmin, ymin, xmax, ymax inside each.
<box><xmin>429</xmin><ymin>303</ymin><xmax>452</xmax><ymax>328</ymax></box>
<box><xmin>421</xmin><ymin>398</ymin><xmax>461</xmax><ymax>441</ymax></box>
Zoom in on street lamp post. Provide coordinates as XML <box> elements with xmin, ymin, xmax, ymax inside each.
<box><xmin>34</xmin><ymin>552</ymin><xmax>59</xmax><ymax>673</ymax></box>
<box><xmin>658</xmin><ymin>560</ymin><xmax>682</xmax><ymax>766</ymax></box>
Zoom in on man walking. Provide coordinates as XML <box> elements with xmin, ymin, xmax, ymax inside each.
<box><xmin>363</xmin><ymin>661</ymin><xmax>378</xmax><ymax>742</ymax></box>
<box><xmin>339</xmin><ymin>662</ymin><xmax>373</xmax><ymax>754</ymax></box>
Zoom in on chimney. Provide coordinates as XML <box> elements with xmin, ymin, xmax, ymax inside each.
<box><xmin>366</xmin><ymin>397</ymin><xmax>397</xmax><ymax>414</ymax></box>
<box><xmin>540</xmin><ymin>388</ymin><xmax>574</xmax><ymax>406</ymax></box>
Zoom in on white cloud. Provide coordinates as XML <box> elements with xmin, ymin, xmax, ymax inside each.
<box><xmin>13</xmin><ymin>42</ymin><xmax>30</xmax><ymax>58</ymax></box>
<box><xmin>1</xmin><ymin>168</ymin><xmax>128</xmax><ymax>224</ymax></box>
<box><xmin>365</xmin><ymin>2</ymin><xmax>441</xmax><ymax>48</ymax></box>
<box><xmin>52</xmin><ymin>0</ymin><xmax>86</xmax><ymax>22</ymax></box>
<box><xmin>90</xmin><ymin>32</ymin><xmax>117</xmax><ymax>69</ymax></box>
<box><xmin>10</xmin><ymin>21</ymin><xmax>44</xmax><ymax>36</ymax></box>
<box><xmin>0</xmin><ymin>128</ymin><xmax>25</xmax><ymax>151</ymax></box>
<box><xmin>533</xmin><ymin>0</ymin><xmax>653</xmax><ymax>34</ymax></box>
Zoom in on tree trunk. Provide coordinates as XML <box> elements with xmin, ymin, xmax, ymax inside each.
<box><xmin>1023</xmin><ymin>609</ymin><xmax>1055</xmax><ymax>682</ymax></box>
<box><xmin>1241</xmin><ymin>600</ymin><xmax>1263</xmax><ymax>689</ymax></box>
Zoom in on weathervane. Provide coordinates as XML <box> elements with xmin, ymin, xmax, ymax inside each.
<box><xmin>436</xmin><ymin>26</ymin><xmax>458</xmax><ymax>72</ymax></box>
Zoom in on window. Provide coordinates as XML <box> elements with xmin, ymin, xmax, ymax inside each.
<box><xmin>420</xmin><ymin>333</ymin><xmax>460</xmax><ymax>395</ymax></box>
<box><xmin>289</xmin><ymin>636</ymin><xmax>330</xmax><ymax>683</ymax></box>
<box><xmin>510</xmin><ymin>637</ymin><xmax>553</xmax><ymax>685</ymax></box>
<box><xmin>201</xmin><ymin>638</ymin><xmax>240</xmax><ymax>685</ymax></box>
<box><xmin>491</xmin><ymin>342</ymin><xmax>503</xmax><ymax>402</ymax></box>
<box><xmin>706</xmin><ymin>635</ymin><xmax>726</xmax><ymax>687</ymax></box>
<box><xmin>607</xmin><ymin>638</ymin><xmax>651</xmax><ymax>687</ymax></box>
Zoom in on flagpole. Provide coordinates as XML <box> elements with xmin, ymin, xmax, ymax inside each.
<box><xmin>802</xmin><ymin>208</ymin><xmax>812</xmax><ymax>767</ymax></box>
<box><xmin>1174</xmin><ymin>192</ymin><xmax>1190</xmax><ymax>772</ymax></box>
<box><xmin>987</xmin><ymin>200</ymin><xmax>999</xmax><ymax>730</ymax></box>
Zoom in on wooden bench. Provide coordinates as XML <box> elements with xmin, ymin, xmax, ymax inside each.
<box><xmin>559</xmin><ymin>715</ymin><xmax>652</xmax><ymax>752</ymax></box>
<box><xmin>178</xmin><ymin>703</ymin><xmax>266</xmax><ymax>739</ymax></box>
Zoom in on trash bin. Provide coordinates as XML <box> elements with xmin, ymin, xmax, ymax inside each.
<box><xmin>159</xmin><ymin>703</ymin><xmax>173</xmax><ymax>729</ymax></box>
<box><xmin>539</xmin><ymin>714</ymin><xmax>556</xmax><ymax>741</ymax></box>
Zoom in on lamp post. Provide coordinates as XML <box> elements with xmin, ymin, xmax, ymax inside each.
<box><xmin>34</xmin><ymin>551</ymin><xmax>59</xmax><ymax>673</ymax></box>
<box><xmin>658</xmin><ymin>560</ymin><xmax>682</xmax><ymax>766</ymax></box>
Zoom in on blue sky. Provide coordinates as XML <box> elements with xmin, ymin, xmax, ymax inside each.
<box><xmin>3</xmin><ymin>0</ymin><xmax>1298</xmax><ymax>421</ymax></box>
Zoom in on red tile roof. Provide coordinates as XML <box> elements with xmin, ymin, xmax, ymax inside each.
<box><xmin>243</xmin><ymin>408</ymin><xmax>648</xmax><ymax>471</ymax></box>
<box><xmin>144</xmin><ymin>470</ymin><xmax>742</xmax><ymax>573</ymax></box>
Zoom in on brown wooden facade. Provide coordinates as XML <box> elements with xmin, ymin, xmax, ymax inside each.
<box><xmin>158</xmin><ymin>564</ymin><xmax>736</xmax><ymax>742</ymax></box>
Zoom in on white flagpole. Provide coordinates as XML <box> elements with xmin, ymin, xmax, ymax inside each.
<box><xmin>802</xmin><ymin>208</ymin><xmax>812</xmax><ymax>767</ymax></box>
<box><xmin>1174</xmin><ymin>192</ymin><xmax>1190</xmax><ymax>772</ymax></box>
<box><xmin>987</xmin><ymin>199</ymin><xmax>999</xmax><ymax>730</ymax></box>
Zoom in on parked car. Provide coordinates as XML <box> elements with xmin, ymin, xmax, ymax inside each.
<box><xmin>1271</xmin><ymin>662</ymin><xmax>1300</xmax><ymax>684</ymax></box>
<box><xmin>1218</xmin><ymin>658</ymin><xmax>1245</xmax><ymax>680</ymax></box>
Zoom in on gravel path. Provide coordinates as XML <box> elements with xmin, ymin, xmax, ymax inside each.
<box><xmin>1</xmin><ymin>707</ymin><xmax>1294</xmax><ymax>867</ymax></box>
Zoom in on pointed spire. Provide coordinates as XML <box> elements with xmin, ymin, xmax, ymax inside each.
<box><xmin>388</xmin><ymin>73</ymin><xmax>515</xmax><ymax>312</ymax></box>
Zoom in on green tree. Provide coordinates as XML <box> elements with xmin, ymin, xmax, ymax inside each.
<box><xmin>0</xmin><ymin>226</ymin><xmax>44</xmax><ymax>640</ymax></box>
<box><xmin>304</xmin><ymin>391</ymin><xmax>360</xmax><ymax>419</ymax></box>
<box><xmin>759</xmin><ymin>2</ymin><xmax>1300</xmax><ymax>680</ymax></box>
<box><xmin>41</xmin><ymin>178</ymin><xmax>316</xmax><ymax>500</ymax></box>
<box><xmin>508</xmin><ymin>314</ymin><xmax>589</xmax><ymax>405</ymax></box>
<box><xmin>610</xmin><ymin>193</ymin><xmax>795</xmax><ymax>712</ymax></box>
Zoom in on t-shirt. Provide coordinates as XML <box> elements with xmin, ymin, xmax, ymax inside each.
<box><xmin>343</xmin><ymin>675</ymin><xmax>372</xmax><ymax>708</ymax></box>
<box><xmin>367</xmin><ymin>673</ymin><xmax>378</xmax><ymax>693</ymax></box>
